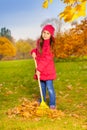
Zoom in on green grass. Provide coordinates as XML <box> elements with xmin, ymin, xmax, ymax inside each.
<box><xmin>0</xmin><ymin>59</ymin><xmax>87</xmax><ymax>130</ymax></box>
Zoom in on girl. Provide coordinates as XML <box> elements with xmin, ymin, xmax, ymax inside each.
<box><xmin>31</xmin><ymin>24</ymin><xmax>56</xmax><ymax>109</ymax></box>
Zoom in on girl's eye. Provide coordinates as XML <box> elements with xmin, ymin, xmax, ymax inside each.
<box><xmin>44</xmin><ymin>32</ymin><xmax>49</xmax><ymax>35</ymax></box>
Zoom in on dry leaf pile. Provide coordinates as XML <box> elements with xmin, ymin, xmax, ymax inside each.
<box><xmin>7</xmin><ymin>98</ymin><xmax>64</xmax><ymax>120</ymax></box>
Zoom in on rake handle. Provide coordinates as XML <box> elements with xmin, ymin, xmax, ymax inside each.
<box><xmin>34</xmin><ymin>58</ymin><xmax>44</xmax><ymax>101</ymax></box>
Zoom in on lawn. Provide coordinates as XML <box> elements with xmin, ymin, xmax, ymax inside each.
<box><xmin>0</xmin><ymin>59</ymin><xmax>87</xmax><ymax>130</ymax></box>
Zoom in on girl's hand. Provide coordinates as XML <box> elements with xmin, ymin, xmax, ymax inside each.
<box><xmin>36</xmin><ymin>70</ymin><xmax>40</xmax><ymax>77</ymax></box>
<box><xmin>32</xmin><ymin>52</ymin><xmax>36</xmax><ymax>59</ymax></box>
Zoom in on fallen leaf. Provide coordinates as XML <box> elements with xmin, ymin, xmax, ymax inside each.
<box><xmin>67</xmin><ymin>85</ymin><xmax>73</xmax><ymax>90</ymax></box>
<box><xmin>72</xmin><ymin>113</ymin><xmax>80</xmax><ymax>118</ymax></box>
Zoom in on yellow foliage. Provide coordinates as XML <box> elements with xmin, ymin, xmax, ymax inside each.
<box><xmin>79</xmin><ymin>0</ymin><xmax>86</xmax><ymax>2</ymax></box>
<box><xmin>49</xmin><ymin>0</ymin><xmax>53</xmax><ymax>4</ymax></box>
<box><xmin>0</xmin><ymin>37</ymin><xmax>16</xmax><ymax>56</ymax></box>
<box><xmin>16</xmin><ymin>40</ymin><xmax>32</xmax><ymax>53</ymax></box>
<box><xmin>42</xmin><ymin>0</ymin><xmax>87</xmax><ymax>22</ymax></box>
<box><xmin>59</xmin><ymin>6</ymin><xmax>74</xmax><ymax>22</ymax></box>
<box><xmin>59</xmin><ymin>1</ymin><xmax>86</xmax><ymax>22</ymax></box>
<box><xmin>42</xmin><ymin>0</ymin><xmax>53</xmax><ymax>8</ymax></box>
<box><xmin>64</xmin><ymin>0</ymin><xmax>75</xmax><ymax>4</ymax></box>
<box><xmin>70</xmin><ymin>1</ymin><xmax>86</xmax><ymax>22</ymax></box>
<box><xmin>42</xmin><ymin>0</ymin><xmax>48</xmax><ymax>8</ymax></box>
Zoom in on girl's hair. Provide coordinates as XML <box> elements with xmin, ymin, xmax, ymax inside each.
<box><xmin>38</xmin><ymin>35</ymin><xmax>55</xmax><ymax>53</ymax></box>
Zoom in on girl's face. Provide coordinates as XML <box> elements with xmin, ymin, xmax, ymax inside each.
<box><xmin>42</xmin><ymin>30</ymin><xmax>51</xmax><ymax>40</ymax></box>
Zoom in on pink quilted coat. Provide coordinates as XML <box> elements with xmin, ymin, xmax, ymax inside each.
<box><xmin>31</xmin><ymin>39</ymin><xmax>56</xmax><ymax>80</ymax></box>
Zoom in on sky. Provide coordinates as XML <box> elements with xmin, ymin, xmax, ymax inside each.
<box><xmin>0</xmin><ymin>0</ymin><xmax>87</xmax><ymax>41</ymax></box>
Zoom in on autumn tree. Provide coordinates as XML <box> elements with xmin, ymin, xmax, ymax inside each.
<box><xmin>69</xmin><ymin>17</ymin><xmax>87</xmax><ymax>56</ymax></box>
<box><xmin>16</xmin><ymin>39</ymin><xmax>32</xmax><ymax>59</ymax></box>
<box><xmin>54</xmin><ymin>18</ymin><xmax>87</xmax><ymax>58</ymax></box>
<box><xmin>0</xmin><ymin>37</ymin><xmax>16</xmax><ymax>60</ymax></box>
<box><xmin>54</xmin><ymin>33</ymin><xmax>68</xmax><ymax>58</ymax></box>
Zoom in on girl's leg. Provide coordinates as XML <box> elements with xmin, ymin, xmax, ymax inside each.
<box><xmin>46</xmin><ymin>80</ymin><xmax>56</xmax><ymax>108</ymax></box>
<box><xmin>40</xmin><ymin>80</ymin><xmax>46</xmax><ymax>102</ymax></box>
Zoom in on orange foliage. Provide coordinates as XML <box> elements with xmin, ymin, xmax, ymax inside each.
<box><xmin>53</xmin><ymin>18</ymin><xmax>87</xmax><ymax>58</ymax></box>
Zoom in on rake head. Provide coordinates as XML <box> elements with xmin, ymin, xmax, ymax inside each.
<box><xmin>36</xmin><ymin>101</ymin><xmax>49</xmax><ymax>116</ymax></box>
<box><xmin>39</xmin><ymin>100</ymin><xmax>49</xmax><ymax>109</ymax></box>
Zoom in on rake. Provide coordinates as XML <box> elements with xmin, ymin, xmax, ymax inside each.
<box><xmin>34</xmin><ymin>58</ymin><xmax>49</xmax><ymax>110</ymax></box>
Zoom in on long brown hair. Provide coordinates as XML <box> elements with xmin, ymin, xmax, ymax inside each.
<box><xmin>38</xmin><ymin>35</ymin><xmax>55</xmax><ymax>53</ymax></box>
